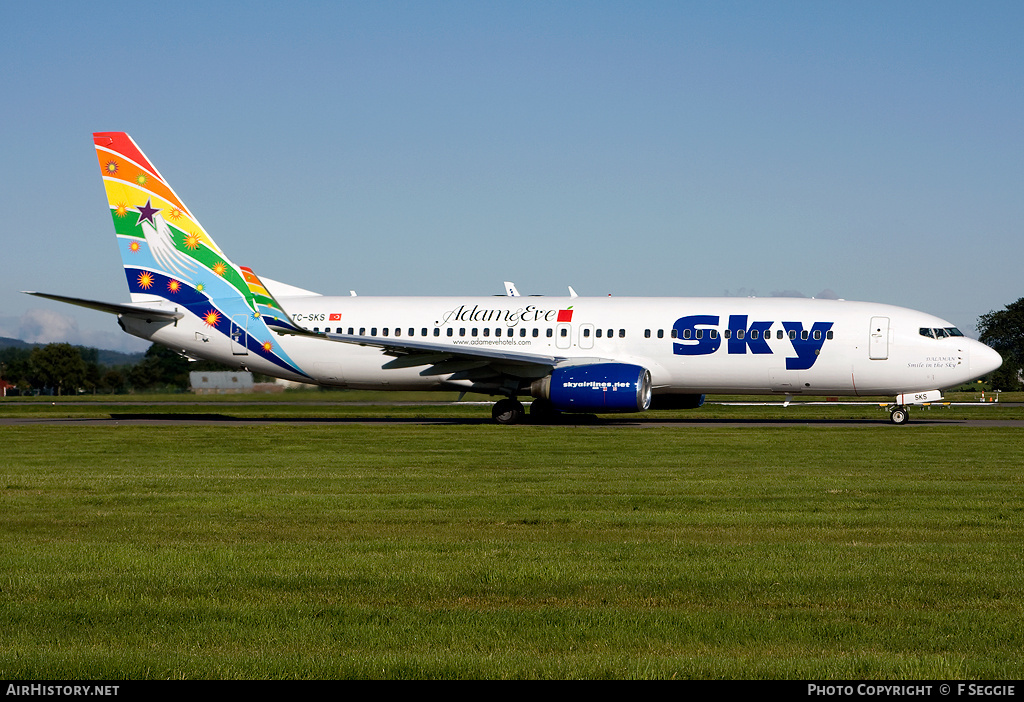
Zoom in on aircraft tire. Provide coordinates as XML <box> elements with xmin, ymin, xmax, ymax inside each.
<box><xmin>492</xmin><ymin>399</ymin><xmax>525</xmax><ymax>425</ymax></box>
<box><xmin>889</xmin><ymin>406</ymin><xmax>910</xmax><ymax>425</ymax></box>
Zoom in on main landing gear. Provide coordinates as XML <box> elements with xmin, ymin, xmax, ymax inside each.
<box><xmin>491</xmin><ymin>398</ymin><xmax>525</xmax><ymax>425</ymax></box>
<box><xmin>491</xmin><ymin>398</ymin><xmax>562</xmax><ymax>425</ymax></box>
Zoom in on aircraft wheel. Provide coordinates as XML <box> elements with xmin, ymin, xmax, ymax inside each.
<box><xmin>889</xmin><ymin>406</ymin><xmax>910</xmax><ymax>425</ymax></box>
<box><xmin>492</xmin><ymin>398</ymin><xmax>525</xmax><ymax>425</ymax></box>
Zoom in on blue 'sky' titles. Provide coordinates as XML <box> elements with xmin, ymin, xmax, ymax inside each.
<box><xmin>672</xmin><ymin>315</ymin><xmax>833</xmax><ymax>370</ymax></box>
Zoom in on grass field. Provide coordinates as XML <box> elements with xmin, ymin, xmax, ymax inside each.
<box><xmin>1</xmin><ymin>397</ymin><xmax>1023</xmax><ymax>679</ymax></box>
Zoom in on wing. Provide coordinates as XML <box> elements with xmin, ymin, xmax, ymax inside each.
<box><xmin>269</xmin><ymin>322</ymin><xmax>582</xmax><ymax>388</ymax></box>
<box><xmin>328</xmin><ymin>330</ymin><xmax>564</xmax><ymax>367</ymax></box>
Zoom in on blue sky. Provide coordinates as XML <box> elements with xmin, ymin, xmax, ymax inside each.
<box><xmin>2</xmin><ymin>1</ymin><xmax>1021</xmax><ymax>352</ymax></box>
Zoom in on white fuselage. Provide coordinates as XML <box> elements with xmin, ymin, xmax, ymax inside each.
<box><xmin>140</xmin><ymin>295</ymin><xmax>1000</xmax><ymax>398</ymax></box>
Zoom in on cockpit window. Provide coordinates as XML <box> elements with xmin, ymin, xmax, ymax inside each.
<box><xmin>920</xmin><ymin>326</ymin><xmax>964</xmax><ymax>339</ymax></box>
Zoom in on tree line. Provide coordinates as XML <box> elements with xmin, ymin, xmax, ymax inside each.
<box><xmin>0</xmin><ymin>343</ymin><xmax>236</xmax><ymax>395</ymax></box>
<box><xmin>977</xmin><ymin>297</ymin><xmax>1024</xmax><ymax>392</ymax></box>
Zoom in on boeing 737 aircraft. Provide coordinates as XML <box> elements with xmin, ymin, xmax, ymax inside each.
<box><xmin>26</xmin><ymin>132</ymin><xmax>1002</xmax><ymax>424</ymax></box>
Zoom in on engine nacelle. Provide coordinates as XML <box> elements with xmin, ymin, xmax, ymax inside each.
<box><xmin>531</xmin><ymin>363</ymin><xmax>652</xmax><ymax>413</ymax></box>
<box><xmin>650</xmin><ymin>393</ymin><xmax>706</xmax><ymax>410</ymax></box>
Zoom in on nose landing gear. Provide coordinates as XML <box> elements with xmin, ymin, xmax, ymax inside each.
<box><xmin>888</xmin><ymin>405</ymin><xmax>910</xmax><ymax>425</ymax></box>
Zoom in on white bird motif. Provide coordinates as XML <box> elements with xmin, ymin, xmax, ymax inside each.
<box><xmin>136</xmin><ymin>199</ymin><xmax>198</xmax><ymax>280</ymax></box>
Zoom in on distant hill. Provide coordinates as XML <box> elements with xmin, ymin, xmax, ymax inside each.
<box><xmin>0</xmin><ymin>337</ymin><xmax>33</xmax><ymax>351</ymax></box>
<box><xmin>0</xmin><ymin>337</ymin><xmax>145</xmax><ymax>367</ymax></box>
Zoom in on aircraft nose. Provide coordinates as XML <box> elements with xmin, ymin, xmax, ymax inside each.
<box><xmin>970</xmin><ymin>340</ymin><xmax>1002</xmax><ymax>379</ymax></box>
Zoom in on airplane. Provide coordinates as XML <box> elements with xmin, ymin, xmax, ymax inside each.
<box><xmin>25</xmin><ymin>132</ymin><xmax>1002</xmax><ymax>425</ymax></box>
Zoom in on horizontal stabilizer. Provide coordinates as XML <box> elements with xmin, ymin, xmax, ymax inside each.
<box><xmin>22</xmin><ymin>291</ymin><xmax>183</xmax><ymax>321</ymax></box>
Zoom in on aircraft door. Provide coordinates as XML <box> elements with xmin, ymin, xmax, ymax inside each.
<box><xmin>230</xmin><ymin>315</ymin><xmax>248</xmax><ymax>355</ymax></box>
<box><xmin>556</xmin><ymin>323</ymin><xmax>572</xmax><ymax>349</ymax></box>
<box><xmin>579</xmin><ymin>324</ymin><xmax>594</xmax><ymax>349</ymax></box>
<box><xmin>313</xmin><ymin>362</ymin><xmax>345</xmax><ymax>386</ymax></box>
<box><xmin>769</xmin><ymin>368</ymin><xmax>796</xmax><ymax>393</ymax></box>
<box><xmin>869</xmin><ymin>316</ymin><xmax>889</xmax><ymax>360</ymax></box>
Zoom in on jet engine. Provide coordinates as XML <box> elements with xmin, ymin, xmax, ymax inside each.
<box><xmin>530</xmin><ymin>363</ymin><xmax>652</xmax><ymax>413</ymax></box>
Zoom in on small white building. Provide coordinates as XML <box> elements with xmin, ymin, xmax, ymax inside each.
<box><xmin>189</xmin><ymin>371</ymin><xmax>254</xmax><ymax>394</ymax></box>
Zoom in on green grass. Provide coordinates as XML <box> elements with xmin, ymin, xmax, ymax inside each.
<box><xmin>2</xmin><ymin>418</ymin><xmax>1023</xmax><ymax>679</ymax></box>
<box><xmin>1</xmin><ymin>389</ymin><xmax>1021</xmax><ymax>422</ymax></box>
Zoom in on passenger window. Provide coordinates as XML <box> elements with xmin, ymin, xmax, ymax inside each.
<box><xmin>789</xmin><ymin>330</ymin><xmax>796</xmax><ymax>340</ymax></box>
<box><xmin>520</xmin><ymin>328</ymin><xmax>526</xmax><ymax>337</ymax></box>
<box><xmin>826</xmin><ymin>331</ymin><xmax>833</xmax><ymax>339</ymax></box>
<box><xmin>619</xmin><ymin>329</ymin><xmax>625</xmax><ymax>338</ymax></box>
<box><xmin>546</xmin><ymin>329</ymin><xmax>553</xmax><ymax>338</ymax></box>
<box><xmin>483</xmin><ymin>328</ymin><xmax>490</xmax><ymax>337</ymax></box>
<box><xmin>560</xmin><ymin>328</ymin><xmax>567</xmax><ymax>337</ymax></box>
<box><xmin>644</xmin><ymin>329</ymin><xmax>650</xmax><ymax>338</ymax></box>
<box><xmin>777</xmin><ymin>329</ymin><xmax>784</xmax><ymax>339</ymax></box>
<box><xmin>371</xmin><ymin>327</ymin><xmax>377</xmax><ymax>336</ymax></box>
<box><xmin>657</xmin><ymin>329</ymin><xmax>664</xmax><ymax>339</ymax></box>
<box><xmin>585</xmin><ymin>328</ymin><xmax>592</xmax><ymax>338</ymax></box>
<box><xmin>359</xmin><ymin>327</ymin><xmax>365</xmax><ymax>335</ymax></box>
<box><xmin>813</xmin><ymin>330</ymin><xmax>821</xmax><ymax>340</ymax></box>
<box><xmin>447</xmin><ymin>328</ymin><xmax>453</xmax><ymax>337</ymax></box>
<box><xmin>682</xmin><ymin>329</ymin><xmax>691</xmax><ymax>340</ymax></box>
<box><xmin>801</xmin><ymin>331</ymin><xmax>809</xmax><ymax>340</ymax></box>
<box><xmin>459</xmin><ymin>328</ymin><xmax>465</xmax><ymax>337</ymax></box>
<box><xmin>532</xmin><ymin>328</ymin><xmax>539</xmax><ymax>337</ymax></box>
<box><xmin>696</xmin><ymin>329</ymin><xmax>703</xmax><ymax>339</ymax></box>
<box><xmin>596</xmin><ymin>329</ymin><xmax>603</xmax><ymax>338</ymax></box>
<box><xmin>382</xmin><ymin>328</ymin><xmax>389</xmax><ymax>336</ymax></box>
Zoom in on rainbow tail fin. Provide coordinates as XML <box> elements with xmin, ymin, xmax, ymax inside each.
<box><xmin>93</xmin><ymin>132</ymin><xmax>296</xmax><ymax>330</ymax></box>
<box><xmin>95</xmin><ymin>132</ymin><xmax>241</xmax><ymax>303</ymax></box>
